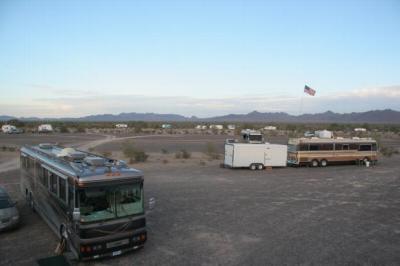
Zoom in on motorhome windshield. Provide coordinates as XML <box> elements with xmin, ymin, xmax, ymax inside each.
<box><xmin>0</xmin><ymin>198</ymin><xmax>13</xmax><ymax>209</ymax></box>
<box><xmin>79</xmin><ymin>182</ymin><xmax>143</xmax><ymax>223</ymax></box>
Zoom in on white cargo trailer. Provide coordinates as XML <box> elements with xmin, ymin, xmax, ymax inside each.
<box><xmin>38</xmin><ymin>124</ymin><xmax>53</xmax><ymax>133</ymax></box>
<box><xmin>224</xmin><ymin>142</ymin><xmax>287</xmax><ymax>170</ymax></box>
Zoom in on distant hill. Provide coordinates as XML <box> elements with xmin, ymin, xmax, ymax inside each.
<box><xmin>1</xmin><ymin>109</ymin><xmax>400</xmax><ymax>124</ymax></box>
<box><xmin>207</xmin><ymin>109</ymin><xmax>400</xmax><ymax>124</ymax></box>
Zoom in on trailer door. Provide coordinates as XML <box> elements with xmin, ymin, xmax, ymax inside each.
<box><xmin>224</xmin><ymin>144</ymin><xmax>234</xmax><ymax>167</ymax></box>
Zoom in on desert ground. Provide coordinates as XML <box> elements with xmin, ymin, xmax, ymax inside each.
<box><xmin>0</xmin><ymin>133</ymin><xmax>400</xmax><ymax>265</ymax></box>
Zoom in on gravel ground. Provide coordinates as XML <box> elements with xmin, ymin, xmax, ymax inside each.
<box><xmin>0</xmin><ymin>134</ymin><xmax>399</xmax><ymax>265</ymax></box>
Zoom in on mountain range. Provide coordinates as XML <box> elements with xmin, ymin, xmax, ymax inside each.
<box><xmin>1</xmin><ymin>109</ymin><xmax>400</xmax><ymax>124</ymax></box>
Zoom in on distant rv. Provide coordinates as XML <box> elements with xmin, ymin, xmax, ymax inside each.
<box><xmin>38</xmin><ymin>124</ymin><xmax>53</xmax><ymax>133</ymax></box>
<box><xmin>2</xmin><ymin>124</ymin><xmax>17</xmax><ymax>134</ymax></box>
<box><xmin>287</xmin><ymin>137</ymin><xmax>378</xmax><ymax>167</ymax></box>
<box><xmin>115</xmin><ymin>124</ymin><xmax>128</xmax><ymax>128</ymax></box>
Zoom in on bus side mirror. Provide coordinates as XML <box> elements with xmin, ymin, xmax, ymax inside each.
<box><xmin>73</xmin><ymin>208</ymin><xmax>81</xmax><ymax>221</ymax></box>
<box><xmin>148</xmin><ymin>197</ymin><xmax>156</xmax><ymax>210</ymax></box>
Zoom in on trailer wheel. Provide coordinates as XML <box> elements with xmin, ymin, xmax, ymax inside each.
<box><xmin>320</xmin><ymin>159</ymin><xmax>328</xmax><ymax>167</ymax></box>
<box><xmin>257</xmin><ymin>164</ymin><xmax>264</xmax><ymax>170</ymax></box>
<box><xmin>250</xmin><ymin>164</ymin><xmax>257</xmax><ymax>170</ymax></box>
<box><xmin>311</xmin><ymin>160</ymin><xmax>319</xmax><ymax>167</ymax></box>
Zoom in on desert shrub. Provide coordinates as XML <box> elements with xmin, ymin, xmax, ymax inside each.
<box><xmin>205</xmin><ymin>142</ymin><xmax>220</xmax><ymax>160</ymax></box>
<box><xmin>88</xmin><ymin>147</ymin><xmax>95</xmax><ymax>152</ymax></box>
<box><xmin>161</xmin><ymin>148</ymin><xmax>168</xmax><ymax>154</ymax></box>
<box><xmin>59</xmin><ymin>125</ymin><xmax>69</xmax><ymax>133</ymax></box>
<box><xmin>175</xmin><ymin>149</ymin><xmax>191</xmax><ymax>159</ymax></box>
<box><xmin>101</xmin><ymin>151</ymin><xmax>112</xmax><ymax>158</ymax></box>
<box><xmin>199</xmin><ymin>160</ymin><xmax>206</xmax><ymax>166</ymax></box>
<box><xmin>380</xmin><ymin>146</ymin><xmax>399</xmax><ymax>157</ymax></box>
<box><xmin>123</xmin><ymin>142</ymin><xmax>148</xmax><ymax>163</ymax></box>
<box><xmin>134</xmin><ymin>150</ymin><xmax>149</xmax><ymax>162</ymax></box>
<box><xmin>7</xmin><ymin>146</ymin><xmax>16</xmax><ymax>152</ymax></box>
<box><xmin>162</xmin><ymin>159</ymin><xmax>169</xmax><ymax>164</ymax></box>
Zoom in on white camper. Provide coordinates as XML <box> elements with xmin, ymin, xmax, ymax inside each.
<box><xmin>224</xmin><ymin>142</ymin><xmax>287</xmax><ymax>170</ymax></box>
<box><xmin>38</xmin><ymin>124</ymin><xmax>53</xmax><ymax>133</ymax></box>
<box><xmin>115</xmin><ymin>123</ymin><xmax>128</xmax><ymax>128</ymax></box>
<box><xmin>1</xmin><ymin>125</ymin><xmax>17</xmax><ymax>134</ymax></box>
<box><xmin>314</xmin><ymin>130</ymin><xmax>332</xmax><ymax>139</ymax></box>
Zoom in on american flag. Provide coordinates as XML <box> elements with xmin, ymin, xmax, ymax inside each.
<box><xmin>304</xmin><ymin>85</ymin><xmax>316</xmax><ymax>96</ymax></box>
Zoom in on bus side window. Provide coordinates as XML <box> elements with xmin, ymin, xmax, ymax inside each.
<box><xmin>299</xmin><ymin>144</ymin><xmax>309</xmax><ymax>151</ymax></box>
<box><xmin>359</xmin><ymin>144</ymin><xmax>372</xmax><ymax>151</ymax></box>
<box><xmin>59</xmin><ymin>177</ymin><xmax>67</xmax><ymax>202</ymax></box>
<box><xmin>50</xmin><ymin>173</ymin><xmax>58</xmax><ymax>195</ymax></box>
<box><xmin>349</xmin><ymin>144</ymin><xmax>358</xmax><ymax>150</ymax></box>
<box><xmin>309</xmin><ymin>144</ymin><xmax>320</xmax><ymax>151</ymax></box>
<box><xmin>68</xmin><ymin>184</ymin><xmax>75</xmax><ymax>209</ymax></box>
<box><xmin>342</xmin><ymin>144</ymin><xmax>349</xmax><ymax>150</ymax></box>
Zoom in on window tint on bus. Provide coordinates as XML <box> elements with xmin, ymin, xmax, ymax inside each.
<box><xmin>299</xmin><ymin>144</ymin><xmax>309</xmax><ymax>151</ymax></box>
<box><xmin>349</xmin><ymin>144</ymin><xmax>358</xmax><ymax>150</ymax></box>
<box><xmin>68</xmin><ymin>184</ymin><xmax>75</xmax><ymax>209</ymax></box>
<box><xmin>50</xmin><ymin>173</ymin><xmax>58</xmax><ymax>195</ymax></box>
<box><xmin>359</xmin><ymin>144</ymin><xmax>372</xmax><ymax>151</ymax></box>
<box><xmin>39</xmin><ymin>167</ymin><xmax>49</xmax><ymax>187</ymax></box>
<box><xmin>320</xmin><ymin>144</ymin><xmax>333</xmax><ymax>150</ymax></box>
<box><xmin>309</xmin><ymin>144</ymin><xmax>319</xmax><ymax>151</ymax></box>
<box><xmin>59</xmin><ymin>178</ymin><xmax>67</xmax><ymax>202</ymax></box>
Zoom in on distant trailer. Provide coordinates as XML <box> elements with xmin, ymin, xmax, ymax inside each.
<box><xmin>38</xmin><ymin>124</ymin><xmax>53</xmax><ymax>133</ymax></box>
<box><xmin>224</xmin><ymin>142</ymin><xmax>287</xmax><ymax>170</ymax></box>
<box><xmin>2</xmin><ymin>125</ymin><xmax>17</xmax><ymax>134</ymax></box>
<box><xmin>115</xmin><ymin>124</ymin><xmax>128</xmax><ymax>128</ymax></box>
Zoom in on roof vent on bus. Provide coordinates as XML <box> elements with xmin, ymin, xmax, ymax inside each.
<box><xmin>84</xmin><ymin>156</ymin><xmax>105</xmax><ymax>167</ymax></box>
<box><xmin>39</xmin><ymin>143</ymin><xmax>53</xmax><ymax>149</ymax></box>
<box><xmin>58</xmin><ymin>148</ymin><xmax>86</xmax><ymax>161</ymax></box>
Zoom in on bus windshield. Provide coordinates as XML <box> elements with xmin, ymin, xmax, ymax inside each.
<box><xmin>79</xmin><ymin>182</ymin><xmax>143</xmax><ymax>222</ymax></box>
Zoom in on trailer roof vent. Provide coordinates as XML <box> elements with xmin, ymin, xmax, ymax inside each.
<box><xmin>58</xmin><ymin>148</ymin><xmax>86</xmax><ymax>161</ymax></box>
<box><xmin>84</xmin><ymin>156</ymin><xmax>105</xmax><ymax>167</ymax></box>
<box><xmin>39</xmin><ymin>143</ymin><xmax>53</xmax><ymax>149</ymax></box>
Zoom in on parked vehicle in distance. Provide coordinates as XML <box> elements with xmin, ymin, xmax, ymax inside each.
<box><xmin>38</xmin><ymin>124</ymin><xmax>53</xmax><ymax>133</ymax></box>
<box><xmin>287</xmin><ymin>137</ymin><xmax>378</xmax><ymax>167</ymax></box>
<box><xmin>241</xmin><ymin>129</ymin><xmax>264</xmax><ymax>143</ymax></box>
<box><xmin>1</xmin><ymin>124</ymin><xmax>22</xmax><ymax>134</ymax></box>
<box><xmin>224</xmin><ymin>140</ymin><xmax>287</xmax><ymax>170</ymax></box>
<box><xmin>20</xmin><ymin>144</ymin><xmax>147</xmax><ymax>260</ymax></box>
<box><xmin>0</xmin><ymin>186</ymin><xmax>20</xmax><ymax>231</ymax></box>
<box><xmin>304</xmin><ymin>131</ymin><xmax>314</xmax><ymax>137</ymax></box>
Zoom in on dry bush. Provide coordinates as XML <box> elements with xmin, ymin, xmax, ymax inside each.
<box><xmin>380</xmin><ymin>146</ymin><xmax>399</xmax><ymax>157</ymax></box>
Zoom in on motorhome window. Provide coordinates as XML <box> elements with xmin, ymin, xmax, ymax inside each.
<box><xmin>28</xmin><ymin>157</ymin><xmax>35</xmax><ymax>176</ymax></box>
<box><xmin>349</xmin><ymin>144</ymin><xmax>358</xmax><ymax>150</ymax></box>
<box><xmin>342</xmin><ymin>144</ymin><xmax>349</xmax><ymax>150</ymax></box>
<box><xmin>320</xmin><ymin>144</ymin><xmax>333</xmax><ymax>151</ymax></box>
<box><xmin>116</xmin><ymin>183</ymin><xmax>144</xmax><ymax>218</ymax></box>
<box><xmin>35</xmin><ymin>161</ymin><xmax>41</xmax><ymax>177</ymax></box>
<box><xmin>68</xmin><ymin>184</ymin><xmax>75</xmax><ymax>209</ymax></box>
<box><xmin>79</xmin><ymin>187</ymin><xmax>116</xmax><ymax>222</ymax></box>
<box><xmin>359</xmin><ymin>144</ymin><xmax>372</xmax><ymax>151</ymax></box>
<box><xmin>309</xmin><ymin>144</ymin><xmax>320</xmax><ymax>151</ymax></box>
<box><xmin>39</xmin><ymin>167</ymin><xmax>48</xmax><ymax>187</ymax></box>
<box><xmin>59</xmin><ymin>177</ymin><xmax>67</xmax><ymax>202</ymax></box>
<box><xmin>299</xmin><ymin>144</ymin><xmax>309</xmax><ymax>151</ymax></box>
<box><xmin>50</xmin><ymin>173</ymin><xmax>58</xmax><ymax>195</ymax></box>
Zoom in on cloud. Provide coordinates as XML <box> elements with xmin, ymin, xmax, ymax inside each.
<box><xmin>1</xmin><ymin>86</ymin><xmax>399</xmax><ymax>118</ymax></box>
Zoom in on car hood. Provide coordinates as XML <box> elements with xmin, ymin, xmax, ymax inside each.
<box><xmin>0</xmin><ymin>207</ymin><xmax>18</xmax><ymax>219</ymax></box>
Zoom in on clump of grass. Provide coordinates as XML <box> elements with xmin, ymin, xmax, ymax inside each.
<box><xmin>199</xmin><ymin>160</ymin><xmax>206</xmax><ymax>166</ymax></box>
<box><xmin>161</xmin><ymin>148</ymin><xmax>168</xmax><ymax>154</ymax></box>
<box><xmin>1</xmin><ymin>146</ymin><xmax>17</xmax><ymax>152</ymax></box>
<box><xmin>88</xmin><ymin>147</ymin><xmax>95</xmax><ymax>152</ymax></box>
<box><xmin>101</xmin><ymin>151</ymin><xmax>112</xmax><ymax>158</ymax></box>
<box><xmin>380</xmin><ymin>146</ymin><xmax>399</xmax><ymax>157</ymax></box>
<box><xmin>162</xmin><ymin>159</ymin><xmax>169</xmax><ymax>164</ymax></box>
<box><xmin>123</xmin><ymin>142</ymin><xmax>149</xmax><ymax>163</ymax></box>
<box><xmin>175</xmin><ymin>149</ymin><xmax>191</xmax><ymax>159</ymax></box>
<box><xmin>205</xmin><ymin>142</ymin><xmax>220</xmax><ymax>160</ymax></box>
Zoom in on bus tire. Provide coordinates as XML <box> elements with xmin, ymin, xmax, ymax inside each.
<box><xmin>311</xmin><ymin>160</ymin><xmax>319</xmax><ymax>167</ymax></box>
<box><xmin>257</xmin><ymin>164</ymin><xmax>264</xmax><ymax>170</ymax></box>
<box><xmin>320</xmin><ymin>159</ymin><xmax>328</xmax><ymax>167</ymax></box>
<box><xmin>250</xmin><ymin>164</ymin><xmax>257</xmax><ymax>170</ymax></box>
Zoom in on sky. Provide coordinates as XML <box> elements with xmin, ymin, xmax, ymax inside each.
<box><xmin>0</xmin><ymin>0</ymin><xmax>399</xmax><ymax>118</ymax></box>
